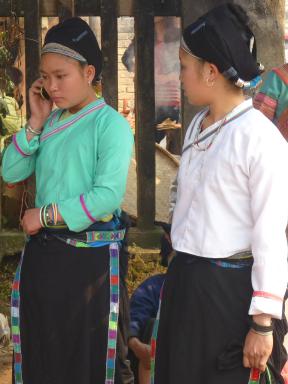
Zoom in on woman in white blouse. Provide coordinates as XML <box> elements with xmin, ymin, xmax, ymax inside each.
<box><xmin>152</xmin><ymin>4</ymin><xmax>288</xmax><ymax>384</ymax></box>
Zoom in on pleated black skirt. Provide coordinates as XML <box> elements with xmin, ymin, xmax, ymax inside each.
<box><xmin>154</xmin><ymin>252</ymin><xmax>275</xmax><ymax>384</ymax></box>
<box><xmin>17</xmin><ymin>233</ymin><xmax>133</xmax><ymax>384</ymax></box>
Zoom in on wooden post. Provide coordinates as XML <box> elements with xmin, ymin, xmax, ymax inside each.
<box><xmin>23</xmin><ymin>1</ymin><xmax>41</xmax><ymax>207</ymax></box>
<box><xmin>100</xmin><ymin>0</ymin><xmax>118</xmax><ymax>110</ymax></box>
<box><xmin>24</xmin><ymin>0</ymin><xmax>41</xmax><ymax>118</ymax></box>
<box><xmin>58</xmin><ymin>0</ymin><xmax>75</xmax><ymax>21</ymax></box>
<box><xmin>155</xmin><ymin>0</ymin><xmax>181</xmax><ymax>16</ymax></box>
<box><xmin>134</xmin><ymin>0</ymin><xmax>156</xmax><ymax>230</ymax></box>
<box><xmin>75</xmin><ymin>0</ymin><xmax>100</xmax><ymax>16</ymax></box>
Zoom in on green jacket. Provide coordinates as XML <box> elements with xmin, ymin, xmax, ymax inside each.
<box><xmin>2</xmin><ymin>98</ymin><xmax>134</xmax><ymax>232</ymax></box>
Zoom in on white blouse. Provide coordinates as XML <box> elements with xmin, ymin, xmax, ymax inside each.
<box><xmin>171</xmin><ymin>98</ymin><xmax>288</xmax><ymax>319</ymax></box>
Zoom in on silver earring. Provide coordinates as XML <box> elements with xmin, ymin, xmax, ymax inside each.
<box><xmin>206</xmin><ymin>78</ymin><xmax>215</xmax><ymax>87</ymax></box>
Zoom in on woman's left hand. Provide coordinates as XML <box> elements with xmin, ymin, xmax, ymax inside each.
<box><xmin>243</xmin><ymin>329</ymin><xmax>273</xmax><ymax>372</ymax></box>
<box><xmin>21</xmin><ymin>208</ymin><xmax>42</xmax><ymax>235</ymax></box>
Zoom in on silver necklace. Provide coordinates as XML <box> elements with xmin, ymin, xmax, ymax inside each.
<box><xmin>192</xmin><ymin>112</ymin><xmax>228</xmax><ymax>152</ymax></box>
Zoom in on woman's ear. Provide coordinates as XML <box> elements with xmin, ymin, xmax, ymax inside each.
<box><xmin>86</xmin><ymin>65</ymin><xmax>96</xmax><ymax>85</ymax></box>
<box><xmin>203</xmin><ymin>62</ymin><xmax>219</xmax><ymax>87</ymax></box>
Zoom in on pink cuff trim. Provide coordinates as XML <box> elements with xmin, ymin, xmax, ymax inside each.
<box><xmin>80</xmin><ymin>194</ymin><xmax>95</xmax><ymax>223</ymax></box>
<box><xmin>12</xmin><ymin>135</ymin><xmax>30</xmax><ymax>157</ymax></box>
<box><xmin>253</xmin><ymin>291</ymin><xmax>283</xmax><ymax>302</ymax></box>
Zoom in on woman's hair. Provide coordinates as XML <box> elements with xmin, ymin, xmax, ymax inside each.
<box><xmin>227</xmin><ymin>4</ymin><xmax>249</xmax><ymax>29</ymax></box>
<box><xmin>42</xmin><ymin>17</ymin><xmax>102</xmax><ymax>81</ymax></box>
<box><xmin>181</xmin><ymin>3</ymin><xmax>263</xmax><ymax>89</ymax></box>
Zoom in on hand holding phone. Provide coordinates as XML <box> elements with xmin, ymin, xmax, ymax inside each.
<box><xmin>28</xmin><ymin>78</ymin><xmax>53</xmax><ymax>130</ymax></box>
<box><xmin>40</xmin><ymin>87</ymin><xmax>50</xmax><ymax>100</ymax></box>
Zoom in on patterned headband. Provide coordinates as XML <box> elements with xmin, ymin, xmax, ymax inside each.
<box><xmin>41</xmin><ymin>42</ymin><xmax>87</xmax><ymax>63</ymax></box>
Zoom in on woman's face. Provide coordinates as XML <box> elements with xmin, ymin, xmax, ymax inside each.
<box><xmin>40</xmin><ymin>53</ymin><xmax>93</xmax><ymax>112</ymax></box>
<box><xmin>179</xmin><ymin>48</ymin><xmax>211</xmax><ymax>106</ymax></box>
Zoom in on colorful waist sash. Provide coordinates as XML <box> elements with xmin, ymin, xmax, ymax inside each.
<box><xmin>51</xmin><ymin>228</ymin><xmax>126</xmax><ymax>247</ymax></box>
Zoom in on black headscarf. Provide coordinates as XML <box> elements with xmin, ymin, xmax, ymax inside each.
<box><xmin>182</xmin><ymin>4</ymin><xmax>263</xmax><ymax>88</ymax></box>
<box><xmin>43</xmin><ymin>17</ymin><xmax>102</xmax><ymax>78</ymax></box>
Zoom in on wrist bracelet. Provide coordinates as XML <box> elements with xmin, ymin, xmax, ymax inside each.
<box><xmin>39</xmin><ymin>206</ymin><xmax>44</xmax><ymax>227</ymax></box>
<box><xmin>51</xmin><ymin>204</ymin><xmax>55</xmax><ymax>224</ymax></box>
<box><xmin>40</xmin><ymin>203</ymin><xmax>66</xmax><ymax>228</ymax></box>
<box><xmin>250</xmin><ymin>328</ymin><xmax>273</xmax><ymax>337</ymax></box>
<box><xmin>44</xmin><ymin>204</ymin><xmax>54</xmax><ymax>227</ymax></box>
<box><xmin>251</xmin><ymin>320</ymin><xmax>273</xmax><ymax>334</ymax></box>
<box><xmin>52</xmin><ymin>203</ymin><xmax>58</xmax><ymax>225</ymax></box>
<box><xmin>25</xmin><ymin>123</ymin><xmax>42</xmax><ymax>136</ymax></box>
<box><xmin>42</xmin><ymin>205</ymin><xmax>48</xmax><ymax>227</ymax></box>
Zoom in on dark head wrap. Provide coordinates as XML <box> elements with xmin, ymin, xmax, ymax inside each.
<box><xmin>42</xmin><ymin>17</ymin><xmax>102</xmax><ymax>79</ymax></box>
<box><xmin>182</xmin><ymin>3</ymin><xmax>263</xmax><ymax>89</ymax></box>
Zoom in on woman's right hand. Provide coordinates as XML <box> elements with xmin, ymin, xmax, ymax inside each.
<box><xmin>28</xmin><ymin>78</ymin><xmax>53</xmax><ymax>130</ymax></box>
<box><xmin>128</xmin><ymin>337</ymin><xmax>151</xmax><ymax>369</ymax></box>
<box><xmin>243</xmin><ymin>329</ymin><xmax>273</xmax><ymax>372</ymax></box>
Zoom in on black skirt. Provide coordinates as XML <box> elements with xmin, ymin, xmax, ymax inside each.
<box><xmin>13</xmin><ymin>231</ymin><xmax>134</xmax><ymax>384</ymax></box>
<box><xmin>153</xmin><ymin>253</ymin><xmax>286</xmax><ymax>384</ymax></box>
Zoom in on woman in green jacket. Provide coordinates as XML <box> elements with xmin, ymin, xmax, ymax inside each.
<box><xmin>2</xmin><ymin>17</ymin><xmax>133</xmax><ymax>384</ymax></box>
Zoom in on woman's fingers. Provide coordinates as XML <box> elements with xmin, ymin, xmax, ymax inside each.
<box><xmin>243</xmin><ymin>330</ymin><xmax>273</xmax><ymax>372</ymax></box>
<box><xmin>30</xmin><ymin>83</ymin><xmax>42</xmax><ymax>95</ymax></box>
<box><xmin>29</xmin><ymin>78</ymin><xmax>44</xmax><ymax>95</ymax></box>
<box><xmin>28</xmin><ymin>78</ymin><xmax>52</xmax><ymax>124</ymax></box>
<box><xmin>20</xmin><ymin>208</ymin><xmax>42</xmax><ymax>235</ymax></box>
<box><xmin>243</xmin><ymin>353</ymin><xmax>266</xmax><ymax>372</ymax></box>
<box><xmin>245</xmin><ymin>353</ymin><xmax>255</xmax><ymax>370</ymax></box>
<box><xmin>253</xmin><ymin>352</ymin><xmax>266</xmax><ymax>372</ymax></box>
<box><xmin>28</xmin><ymin>229</ymin><xmax>40</xmax><ymax>235</ymax></box>
<box><xmin>33</xmin><ymin>78</ymin><xmax>44</xmax><ymax>87</ymax></box>
<box><xmin>243</xmin><ymin>355</ymin><xmax>251</xmax><ymax>368</ymax></box>
<box><xmin>258</xmin><ymin>357</ymin><xmax>267</xmax><ymax>373</ymax></box>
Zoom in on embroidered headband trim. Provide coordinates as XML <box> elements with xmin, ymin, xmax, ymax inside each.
<box><xmin>41</xmin><ymin>42</ymin><xmax>87</xmax><ymax>63</ymax></box>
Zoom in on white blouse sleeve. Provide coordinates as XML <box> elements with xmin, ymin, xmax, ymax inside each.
<box><xmin>248</xmin><ymin>122</ymin><xmax>288</xmax><ymax>319</ymax></box>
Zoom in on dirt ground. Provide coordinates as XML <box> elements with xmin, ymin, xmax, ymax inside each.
<box><xmin>1</xmin><ymin>318</ymin><xmax>287</xmax><ymax>384</ymax></box>
<box><xmin>0</xmin><ymin>346</ymin><xmax>12</xmax><ymax>384</ymax></box>
<box><xmin>1</xmin><ymin>316</ymin><xmax>288</xmax><ymax>384</ymax></box>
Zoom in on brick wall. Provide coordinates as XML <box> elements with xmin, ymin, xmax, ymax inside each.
<box><xmin>118</xmin><ymin>17</ymin><xmax>135</xmax><ymax>113</ymax></box>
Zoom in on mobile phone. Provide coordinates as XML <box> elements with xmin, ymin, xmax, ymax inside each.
<box><xmin>40</xmin><ymin>87</ymin><xmax>50</xmax><ymax>100</ymax></box>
